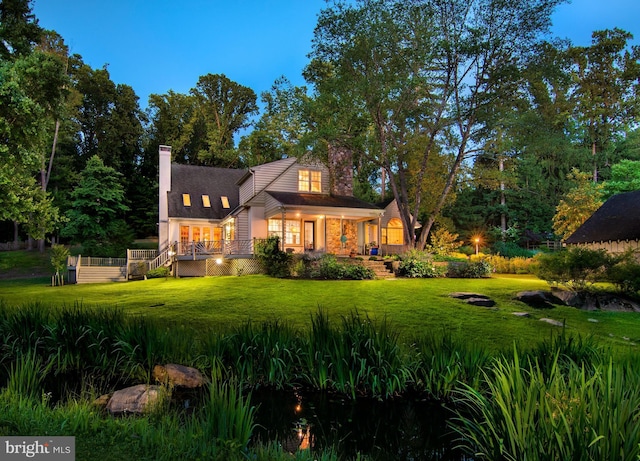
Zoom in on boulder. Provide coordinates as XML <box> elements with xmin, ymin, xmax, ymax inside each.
<box><xmin>153</xmin><ymin>364</ymin><xmax>206</xmax><ymax>388</ymax></box>
<box><xmin>515</xmin><ymin>291</ymin><xmax>563</xmax><ymax>309</ymax></box>
<box><xmin>106</xmin><ymin>384</ymin><xmax>165</xmax><ymax>415</ymax></box>
<box><xmin>512</xmin><ymin>312</ymin><xmax>531</xmax><ymax>318</ymax></box>
<box><xmin>449</xmin><ymin>292</ymin><xmax>491</xmax><ymax>300</ymax></box>
<box><xmin>466</xmin><ymin>297</ymin><xmax>496</xmax><ymax>308</ymax></box>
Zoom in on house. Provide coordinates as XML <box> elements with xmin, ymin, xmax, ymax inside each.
<box><xmin>565</xmin><ymin>189</ymin><xmax>640</xmax><ymax>259</ymax></box>
<box><xmin>158</xmin><ymin>145</ymin><xmax>413</xmax><ymax>276</ymax></box>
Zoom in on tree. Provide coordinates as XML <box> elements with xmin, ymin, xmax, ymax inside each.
<box><xmin>552</xmin><ymin>168</ymin><xmax>604</xmax><ymax>239</ymax></box>
<box><xmin>602</xmin><ymin>159</ymin><xmax>640</xmax><ymax>198</ymax></box>
<box><xmin>189</xmin><ymin>73</ymin><xmax>258</xmax><ymax>167</ymax></box>
<box><xmin>569</xmin><ymin>29</ymin><xmax>640</xmax><ymax>182</ymax></box>
<box><xmin>306</xmin><ymin>0</ymin><xmax>562</xmax><ymax>249</ymax></box>
<box><xmin>61</xmin><ymin>155</ymin><xmax>132</xmax><ymax>256</ymax></box>
<box><xmin>0</xmin><ymin>0</ymin><xmax>42</xmax><ymax>59</ymax></box>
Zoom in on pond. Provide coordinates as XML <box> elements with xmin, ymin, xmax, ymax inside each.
<box><xmin>249</xmin><ymin>390</ymin><xmax>471</xmax><ymax>460</ymax></box>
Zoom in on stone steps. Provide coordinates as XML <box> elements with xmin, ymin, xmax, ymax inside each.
<box><xmin>359</xmin><ymin>259</ymin><xmax>395</xmax><ymax>279</ymax></box>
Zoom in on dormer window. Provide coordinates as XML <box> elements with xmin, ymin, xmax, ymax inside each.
<box><xmin>202</xmin><ymin>195</ymin><xmax>211</xmax><ymax>207</ymax></box>
<box><xmin>221</xmin><ymin>196</ymin><xmax>230</xmax><ymax>209</ymax></box>
<box><xmin>298</xmin><ymin>170</ymin><xmax>321</xmax><ymax>192</ymax></box>
<box><xmin>182</xmin><ymin>194</ymin><xmax>191</xmax><ymax>206</ymax></box>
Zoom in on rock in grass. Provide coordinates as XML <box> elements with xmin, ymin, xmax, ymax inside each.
<box><xmin>153</xmin><ymin>364</ymin><xmax>205</xmax><ymax>388</ymax></box>
<box><xmin>540</xmin><ymin>318</ymin><xmax>564</xmax><ymax>327</ymax></box>
<box><xmin>106</xmin><ymin>384</ymin><xmax>165</xmax><ymax>415</ymax></box>
<box><xmin>466</xmin><ymin>297</ymin><xmax>496</xmax><ymax>307</ymax></box>
<box><xmin>449</xmin><ymin>292</ymin><xmax>491</xmax><ymax>300</ymax></box>
<box><xmin>515</xmin><ymin>291</ymin><xmax>563</xmax><ymax>309</ymax></box>
<box><xmin>512</xmin><ymin>312</ymin><xmax>531</xmax><ymax>318</ymax></box>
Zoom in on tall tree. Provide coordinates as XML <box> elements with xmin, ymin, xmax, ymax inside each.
<box><xmin>190</xmin><ymin>73</ymin><xmax>258</xmax><ymax>167</ymax></box>
<box><xmin>61</xmin><ymin>155</ymin><xmax>132</xmax><ymax>256</ymax></box>
<box><xmin>570</xmin><ymin>28</ymin><xmax>640</xmax><ymax>182</ymax></box>
<box><xmin>307</xmin><ymin>0</ymin><xmax>563</xmax><ymax>249</ymax></box>
<box><xmin>0</xmin><ymin>0</ymin><xmax>41</xmax><ymax>59</ymax></box>
<box><xmin>553</xmin><ymin>168</ymin><xmax>604</xmax><ymax>239</ymax></box>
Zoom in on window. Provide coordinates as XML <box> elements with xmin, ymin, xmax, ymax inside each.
<box><xmin>221</xmin><ymin>196</ymin><xmax>230</xmax><ymax>209</ymax></box>
<box><xmin>192</xmin><ymin>227</ymin><xmax>201</xmax><ymax>242</ymax></box>
<box><xmin>182</xmin><ymin>194</ymin><xmax>191</xmax><ymax>206</ymax></box>
<box><xmin>298</xmin><ymin>170</ymin><xmax>321</xmax><ymax>192</ymax></box>
<box><xmin>202</xmin><ymin>195</ymin><xmax>211</xmax><ymax>207</ymax></box>
<box><xmin>180</xmin><ymin>226</ymin><xmax>189</xmax><ymax>244</ymax></box>
<box><xmin>203</xmin><ymin>227</ymin><xmax>211</xmax><ymax>241</ymax></box>
<box><xmin>268</xmin><ymin>219</ymin><xmax>301</xmax><ymax>245</ymax></box>
<box><xmin>384</xmin><ymin>218</ymin><xmax>404</xmax><ymax>245</ymax></box>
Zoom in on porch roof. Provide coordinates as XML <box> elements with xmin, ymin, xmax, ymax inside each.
<box><xmin>267</xmin><ymin>191</ymin><xmax>382</xmax><ymax>210</ymax></box>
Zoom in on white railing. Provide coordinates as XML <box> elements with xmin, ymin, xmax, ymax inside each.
<box><xmin>128</xmin><ymin>249</ymin><xmax>158</xmax><ymax>260</ymax></box>
<box><xmin>79</xmin><ymin>256</ymin><xmax>126</xmax><ymax>267</ymax></box>
<box><xmin>147</xmin><ymin>246</ymin><xmax>173</xmax><ymax>271</ymax></box>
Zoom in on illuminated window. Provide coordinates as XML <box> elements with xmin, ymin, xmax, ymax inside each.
<box><xmin>384</xmin><ymin>218</ymin><xmax>404</xmax><ymax>245</ymax></box>
<box><xmin>192</xmin><ymin>227</ymin><xmax>201</xmax><ymax>241</ymax></box>
<box><xmin>221</xmin><ymin>196</ymin><xmax>230</xmax><ymax>208</ymax></box>
<box><xmin>298</xmin><ymin>170</ymin><xmax>321</xmax><ymax>192</ymax></box>
<box><xmin>182</xmin><ymin>194</ymin><xmax>191</xmax><ymax>206</ymax></box>
<box><xmin>202</xmin><ymin>195</ymin><xmax>211</xmax><ymax>207</ymax></box>
<box><xmin>268</xmin><ymin>219</ymin><xmax>301</xmax><ymax>245</ymax></box>
<box><xmin>180</xmin><ymin>226</ymin><xmax>189</xmax><ymax>244</ymax></box>
<box><xmin>203</xmin><ymin>227</ymin><xmax>211</xmax><ymax>241</ymax></box>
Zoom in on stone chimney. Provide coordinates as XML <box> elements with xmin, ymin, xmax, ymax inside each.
<box><xmin>158</xmin><ymin>145</ymin><xmax>172</xmax><ymax>249</ymax></box>
<box><xmin>328</xmin><ymin>143</ymin><xmax>353</xmax><ymax>196</ymax></box>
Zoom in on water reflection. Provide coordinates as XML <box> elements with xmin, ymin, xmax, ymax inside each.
<box><xmin>250</xmin><ymin>390</ymin><xmax>470</xmax><ymax>460</ymax></box>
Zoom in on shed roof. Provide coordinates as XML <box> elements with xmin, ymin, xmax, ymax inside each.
<box><xmin>565</xmin><ymin>190</ymin><xmax>640</xmax><ymax>244</ymax></box>
<box><xmin>168</xmin><ymin>164</ymin><xmax>245</xmax><ymax>219</ymax></box>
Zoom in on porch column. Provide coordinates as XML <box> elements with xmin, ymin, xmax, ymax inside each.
<box><xmin>281</xmin><ymin>208</ymin><xmax>286</xmax><ymax>251</ymax></box>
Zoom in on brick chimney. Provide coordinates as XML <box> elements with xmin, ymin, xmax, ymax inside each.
<box><xmin>158</xmin><ymin>145</ymin><xmax>172</xmax><ymax>249</ymax></box>
<box><xmin>328</xmin><ymin>143</ymin><xmax>353</xmax><ymax>196</ymax></box>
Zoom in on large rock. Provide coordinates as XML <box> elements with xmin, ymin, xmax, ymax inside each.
<box><xmin>153</xmin><ymin>364</ymin><xmax>206</xmax><ymax>388</ymax></box>
<box><xmin>106</xmin><ymin>384</ymin><xmax>165</xmax><ymax>415</ymax></box>
<box><xmin>515</xmin><ymin>291</ymin><xmax>563</xmax><ymax>309</ymax></box>
<box><xmin>449</xmin><ymin>292</ymin><xmax>496</xmax><ymax>308</ymax></box>
<box><xmin>551</xmin><ymin>290</ymin><xmax>640</xmax><ymax>312</ymax></box>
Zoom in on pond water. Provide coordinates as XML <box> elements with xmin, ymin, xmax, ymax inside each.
<box><xmin>249</xmin><ymin>390</ymin><xmax>471</xmax><ymax>460</ymax></box>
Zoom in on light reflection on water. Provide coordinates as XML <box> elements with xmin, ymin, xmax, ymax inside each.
<box><xmin>250</xmin><ymin>390</ymin><xmax>471</xmax><ymax>460</ymax></box>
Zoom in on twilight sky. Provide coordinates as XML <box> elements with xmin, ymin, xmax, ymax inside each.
<box><xmin>33</xmin><ymin>0</ymin><xmax>640</xmax><ymax>110</ymax></box>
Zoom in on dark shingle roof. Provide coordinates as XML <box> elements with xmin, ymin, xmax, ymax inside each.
<box><xmin>168</xmin><ymin>164</ymin><xmax>245</xmax><ymax>219</ymax></box>
<box><xmin>565</xmin><ymin>190</ymin><xmax>640</xmax><ymax>244</ymax></box>
<box><xmin>266</xmin><ymin>191</ymin><xmax>381</xmax><ymax>210</ymax></box>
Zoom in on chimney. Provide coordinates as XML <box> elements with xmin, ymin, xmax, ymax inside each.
<box><xmin>158</xmin><ymin>145</ymin><xmax>172</xmax><ymax>249</ymax></box>
<box><xmin>328</xmin><ymin>143</ymin><xmax>353</xmax><ymax>196</ymax></box>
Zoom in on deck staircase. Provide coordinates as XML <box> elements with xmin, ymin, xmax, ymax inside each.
<box><xmin>360</xmin><ymin>259</ymin><xmax>395</xmax><ymax>279</ymax></box>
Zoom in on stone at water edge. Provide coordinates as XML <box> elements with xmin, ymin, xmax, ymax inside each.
<box><xmin>106</xmin><ymin>384</ymin><xmax>165</xmax><ymax>415</ymax></box>
<box><xmin>153</xmin><ymin>363</ymin><xmax>206</xmax><ymax>388</ymax></box>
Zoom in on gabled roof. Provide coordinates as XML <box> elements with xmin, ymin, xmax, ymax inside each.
<box><xmin>266</xmin><ymin>191</ymin><xmax>382</xmax><ymax>210</ymax></box>
<box><xmin>168</xmin><ymin>164</ymin><xmax>245</xmax><ymax>219</ymax></box>
<box><xmin>565</xmin><ymin>190</ymin><xmax>640</xmax><ymax>244</ymax></box>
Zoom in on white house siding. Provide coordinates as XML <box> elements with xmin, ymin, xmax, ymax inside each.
<box><xmin>249</xmin><ymin>158</ymin><xmax>297</xmax><ymax>194</ymax></box>
<box><xmin>268</xmin><ymin>162</ymin><xmax>330</xmax><ymax>194</ymax></box>
<box><xmin>264</xmin><ymin>193</ymin><xmax>284</xmax><ymax>219</ymax></box>
<box><xmin>235</xmin><ymin>209</ymin><xmax>250</xmax><ymax>241</ymax></box>
<box><xmin>239</xmin><ymin>173</ymin><xmax>254</xmax><ymax>205</ymax></box>
<box><xmin>570</xmin><ymin>240</ymin><xmax>640</xmax><ymax>261</ymax></box>
<box><xmin>249</xmin><ymin>206</ymin><xmax>267</xmax><ymax>239</ymax></box>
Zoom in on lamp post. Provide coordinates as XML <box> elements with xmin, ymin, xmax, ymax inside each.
<box><xmin>474</xmin><ymin>237</ymin><xmax>480</xmax><ymax>256</ymax></box>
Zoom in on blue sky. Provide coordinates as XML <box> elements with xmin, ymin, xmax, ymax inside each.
<box><xmin>33</xmin><ymin>0</ymin><xmax>640</xmax><ymax>110</ymax></box>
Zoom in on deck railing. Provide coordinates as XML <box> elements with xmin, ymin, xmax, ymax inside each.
<box><xmin>176</xmin><ymin>239</ymin><xmax>258</xmax><ymax>257</ymax></box>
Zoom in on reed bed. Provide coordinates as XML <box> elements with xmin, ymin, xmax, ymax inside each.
<box><xmin>2</xmin><ymin>301</ymin><xmax>640</xmax><ymax>460</ymax></box>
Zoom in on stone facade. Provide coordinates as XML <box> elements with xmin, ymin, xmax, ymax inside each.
<box><xmin>327</xmin><ymin>218</ymin><xmax>357</xmax><ymax>255</ymax></box>
<box><xmin>328</xmin><ymin>144</ymin><xmax>354</xmax><ymax>197</ymax></box>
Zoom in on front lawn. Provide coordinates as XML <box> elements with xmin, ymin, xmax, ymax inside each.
<box><xmin>1</xmin><ymin>274</ymin><xmax>639</xmax><ymax>352</ymax></box>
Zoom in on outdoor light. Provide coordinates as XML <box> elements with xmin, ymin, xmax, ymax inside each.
<box><xmin>216</xmin><ymin>258</ymin><xmax>223</xmax><ymax>265</ymax></box>
<box><xmin>474</xmin><ymin>237</ymin><xmax>480</xmax><ymax>256</ymax></box>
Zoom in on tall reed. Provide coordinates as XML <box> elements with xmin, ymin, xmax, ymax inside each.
<box><xmin>453</xmin><ymin>350</ymin><xmax>640</xmax><ymax>460</ymax></box>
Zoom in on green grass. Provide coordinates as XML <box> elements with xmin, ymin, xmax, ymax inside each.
<box><xmin>0</xmin><ymin>250</ymin><xmax>52</xmax><ymax>279</ymax></box>
<box><xmin>0</xmin><ymin>273</ymin><xmax>639</xmax><ymax>352</ymax></box>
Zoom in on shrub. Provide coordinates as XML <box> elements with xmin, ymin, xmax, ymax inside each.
<box><xmin>309</xmin><ymin>255</ymin><xmax>374</xmax><ymax>280</ymax></box>
<box><xmin>534</xmin><ymin>247</ymin><xmax>613</xmax><ymax>291</ymax></box>
<box><xmin>397</xmin><ymin>259</ymin><xmax>445</xmax><ymax>278</ymax></box>
<box><xmin>492</xmin><ymin>241</ymin><xmax>535</xmax><ymax>258</ymax></box>
<box><xmin>607</xmin><ymin>258</ymin><xmax>640</xmax><ymax>296</ymax></box>
<box><xmin>254</xmin><ymin>236</ymin><xmax>291</xmax><ymax>278</ymax></box>
<box><xmin>484</xmin><ymin>255</ymin><xmax>535</xmax><ymax>274</ymax></box>
<box><xmin>146</xmin><ymin>266</ymin><xmax>170</xmax><ymax>278</ymax></box>
<box><xmin>447</xmin><ymin>260</ymin><xmax>492</xmax><ymax>278</ymax></box>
